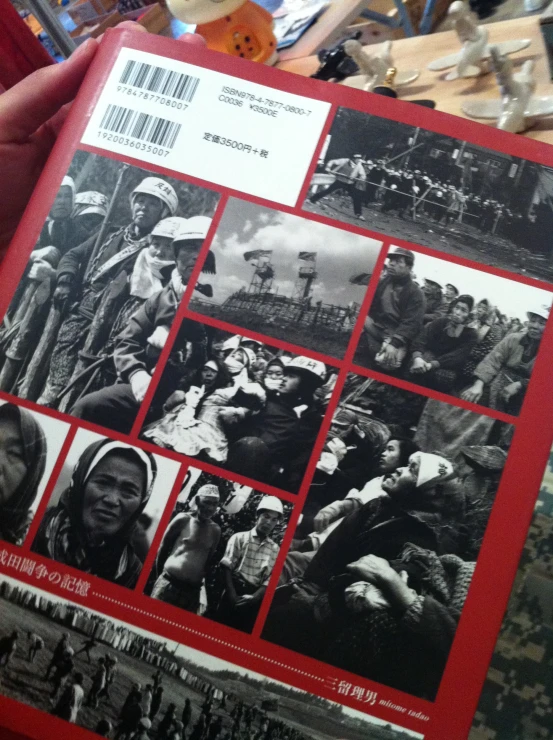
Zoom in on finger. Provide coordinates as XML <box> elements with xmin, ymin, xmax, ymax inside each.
<box><xmin>177</xmin><ymin>32</ymin><xmax>207</xmax><ymax>46</ymax></box>
<box><xmin>0</xmin><ymin>39</ymin><xmax>98</xmax><ymax>144</ymax></box>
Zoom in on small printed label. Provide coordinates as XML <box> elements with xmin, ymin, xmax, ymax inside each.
<box><xmin>81</xmin><ymin>48</ymin><xmax>331</xmax><ymax>206</ymax></box>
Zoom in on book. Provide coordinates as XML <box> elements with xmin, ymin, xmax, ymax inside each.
<box><xmin>1</xmin><ymin>27</ymin><xmax>553</xmax><ymax>740</ymax></box>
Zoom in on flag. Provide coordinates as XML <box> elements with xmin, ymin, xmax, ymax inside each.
<box><xmin>349</xmin><ymin>272</ymin><xmax>372</xmax><ymax>286</ymax></box>
<box><xmin>298</xmin><ymin>251</ymin><xmax>316</xmax><ymax>261</ymax></box>
<box><xmin>244</xmin><ymin>249</ymin><xmax>272</xmax><ymax>262</ymax></box>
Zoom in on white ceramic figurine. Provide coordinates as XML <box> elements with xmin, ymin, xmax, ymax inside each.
<box><xmin>428</xmin><ymin>1</ymin><xmax>530</xmax><ymax>80</ymax></box>
<box><xmin>463</xmin><ymin>46</ymin><xmax>553</xmax><ymax>133</ymax></box>
<box><xmin>340</xmin><ymin>40</ymin><xmax>419</xmax><ymax>92</ymax></box>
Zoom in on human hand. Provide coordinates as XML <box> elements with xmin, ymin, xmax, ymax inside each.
<box><xmin>0</xmin><ymin>25</ymin><xmax>205</xmax><ymax>260</ymax></box>
<box><xmin>53</xmin><ymin>283</ymin><xmax>72</xmax><ymax>302</ymax></box>
<box><xmin>28</xmin><ymin>258</ymin><xmax>56</xmax><ymax>282</ymax></box>
<box><xmin>502</xmin><ymin>381</ymin><xmax>522</xmax><ymax>402</ymax></box>
<box><xmin>410</xmin><ymin>356</ymin><xmax>428</xmax><ymax>374</ymax></box>
<box><xmin>147</xmin><ymin>325</ymin><xmax>170</xmax><ymax>350</ymax></box>
<box><xmin>346</xmin><ymin>554</ymin><xmax>397</xmax><ymax>585</ymax></box>
<box><xmin>461</xmin><ymin>379</ymin><xmax>484</xmax><ymax>404</ymax></box>
<box><xmin>313</xmin><ymin>505</ymin><xmax>337</xmax><ymax>533</ymax></box>
<box><xmin>235</xmin><ymin>594</ymin><xmax>254</xmax><ymax>608</ymax></box>
<box><xmin>376</xmin><ymin>343</ymin><xmax>400</xmax><ymax>369</ymax></box>
<box><xmin>164</xmin><ymin>390</ymin><xmax>187</xmax><ymax>412</ymax></box>
<box><xmin>130</xmin><ymin>370</ymin><xmax>151</xmax><ymax>403</ymax></box>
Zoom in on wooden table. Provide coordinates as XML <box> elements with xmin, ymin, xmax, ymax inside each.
<box><xmin>276</xmin><ymin>15</ymin><xmax>553</xmax><ymax>144</ymax></box>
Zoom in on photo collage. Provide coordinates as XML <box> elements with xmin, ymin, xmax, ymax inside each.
<box><xmin>1</xmin><ymin>97</ymin><xmax>553</xmax><ymax>737</ymax></box>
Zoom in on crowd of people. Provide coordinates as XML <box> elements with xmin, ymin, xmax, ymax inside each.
<box><xmin>262</xmin><ymin>376</ymin><xmax>510</xmax><ymax>701</ymax></box>
<box><xmin>356</xmin><ymin>247</ymin><xmax>549</xmax><ymax>415</ymax></box>
<box><xmin>0</xmin><ymin>626</ymin><xmax>313</xmax><ymax>740</ymax></box>
<box><xmin>148</xmin><ymin>485</ymin><xmax>287</xmax><ymax>633</ymax></box>
<box><xmin>141</xmin><ymin>328</ymin><xmax>331</xmax><ymax>493</ymax></box>
<box><xmin>308</xmin><ymin>156</ymin><xmax>539</xmax><ymax>246</ymax></box>
<box><xmin>0</xmin><ymin>170</ymin><xmax>217</xmax><ymax>432</ymax></box>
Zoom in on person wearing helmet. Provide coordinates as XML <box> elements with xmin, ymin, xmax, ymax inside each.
<box><xmin>70</xmin><ymin>217</ymin><xmax>214</xmax><ymax>433</ymax></box>
<box><xmin>36</xmin><ymin>176</ymin><xmax>178</xmax><ymax>407</ymax></box>
<box><xmin>358</xmin><ymin>247</ymin><xmax>425</xmax><ymax>373</ymax></box>
<box><xmin>150</xmin><ymin>484</ymin><xmax>222</xmax><ymax>614</ymax></box>
<box><xmin>216</xmin><ymin>495</ymin><xmax>284</xmax><ymax>632</ymax></box>
<box><xmin>32</xmin><ymin>439</ymin><xmax>157</xmax><ymax>588</ymax></box>
<box><xmin>461</xmin><ymin>304</ymin><xmax>550</xmax><ymax>414</ymax></box>
<box><xmin>72</xmin><ymin>190</ymin><xmax>109</xmax><ymax>243</ymax></box>
<box><xmin>226</xmin><ymin>356</ymin><xmax>327</xmax><ymax>491</ymax></box>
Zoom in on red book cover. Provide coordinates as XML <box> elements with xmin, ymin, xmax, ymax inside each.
<box><xmin>1</xmin><ymin>27</ymin><xmax>553</xmax><ymax>740</ymax></box>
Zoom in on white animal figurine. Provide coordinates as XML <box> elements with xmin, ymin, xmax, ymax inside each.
<box><xmin>428</xmin><ymin>1</ymin><xmax>530</xmax><ymax>81</ymax></box>
<box><xmin>340</xmin><ymin>39</ymin><xmax>419</xmax><ymax>92</ymax></box>
<box><xmin>463</xmin><ymin>46</ymin><xmax>553</xmax><ymax>133</ymax></box>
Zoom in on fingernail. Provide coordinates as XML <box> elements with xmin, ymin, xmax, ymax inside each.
<box><xmin>70</xmin><ymin>38</ymin><xmax>97</xmax><ymax>61</ymax></box>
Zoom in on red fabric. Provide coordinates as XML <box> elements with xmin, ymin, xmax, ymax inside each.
<box><xmin>0</xmin><ymin>0</ymin><xmax>53</xmax><ymax>90</ymax></box>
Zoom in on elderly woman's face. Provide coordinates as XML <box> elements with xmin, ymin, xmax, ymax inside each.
<box><xmin>81</xmin><ymin>454</ymin><xmax>145</xmax><ymax>539</ymax></box>
<box><xmin>0</xmin><ymin>418</ymin><xmax>27</xmax><ymax>506</ymax></box>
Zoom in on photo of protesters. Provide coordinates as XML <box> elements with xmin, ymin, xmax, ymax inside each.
<box><xmin>145</xmin><ymin>467</ymin><xmax>292</xmax><ymax>634</ymax></box>
<box><xmin>0</xmin><ymin>576</ymin><xmax>422</xmax><ymax>740</ymax></box>
<box><xmin>0</xmin><ymin>151</ymin><xmax>219</xmax><ymax>415</ymax></box>
<box><xmin>354</xmin><ymin>246</ymin><xmax>552</xmax><ymax>415</ymax></box>
<box><xmin>69</xmin><ymin>216</ymin><xmax>215</xmax><ymax>434</ymax></box>
<box><xmin>31</xmin><ymin>429</ymin><xmax>181</xmax><ymax>589</ymax></box>
<box><xmin>188</xmin><ymin>198</ymin><xmax>382</xmax><ymax>359</ymax></box>
<box><xmin>262</xmin><ymin>373</ymin><xmax>513</xmax><ymax>701</ymax></box>
<box><xmin>0</xmin><ymin>400</ymin><xmax>70</xmax><ymax>547</ymax></box>
<box><xmin>304</xmin><ymin>106</ymin><xmax>553</xmax><ymax>283</ymax></box>
<box><xmin>141</xmin><ymin>320</ymin><xmax>335</xmax><ymax>493</ymax></box>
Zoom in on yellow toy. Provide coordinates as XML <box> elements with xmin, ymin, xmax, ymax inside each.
<box><xmin>167</xmin><ymin>0</ymin><xmax>278</xmax><ymax>65</ymax></box>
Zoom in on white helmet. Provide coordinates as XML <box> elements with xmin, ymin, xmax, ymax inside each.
<box><xmin>151</xmin><ymin>216</ymin><xmax>188</xmax><ymax>239</ymax></box>
<box><xmin>285</xmin><ymin>356</ymin><xmax>326</xmax><ymax>383</ymax></box>
<box><xmin>527</xmin><ymin>304</ymin><xmax>551</xmax><ymax>321</ymax></box>
<box><xmin>173</xmin><ymin>215</ymin><xmax>212</xmax><ymax>243</ymax></box>
<box><xmin>131</xmin><ymin>177</ymin><xmax>178</xmax><ymax>216</ymax></box>
<box><xmin>257</xmin><ymin>495</ymin><xmax>283</xmax><ymax>515</ymax></box>
<box><xmin>74</xmin><ymin>191</ymin><xmax>108</xmax><ymax>217</ymax></box>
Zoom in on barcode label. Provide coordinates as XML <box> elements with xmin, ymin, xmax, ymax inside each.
<box><xmin>120</xmin><ymin>60</ymin><xmax>200</xmax><ymax>102</ymax></box>
<box><xmin>99</xmin><ymin>104</ymin><xmax>181</xmax><ymax>148</ymax></box>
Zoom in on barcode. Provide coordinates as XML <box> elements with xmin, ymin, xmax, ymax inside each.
<box><xmin>120</xmin><ymin>60</ymin><xmax>200</xmax><ymax>102</ymax></box>
<box><xmin>100</xmin><ymin>104</ymin><xmax>181</xmax><ymax>148</ymax></box>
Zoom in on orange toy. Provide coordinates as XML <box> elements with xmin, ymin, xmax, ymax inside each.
<box><xmin>167</xmin><ymin>0</ymin><xmax>278</xmax><ymax>65</ymax></box>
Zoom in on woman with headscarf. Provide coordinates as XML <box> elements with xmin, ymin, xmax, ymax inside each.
<box><xmin>143</xmin><ymin>348</ymin><xmax>265</xmax><ymax>462</ymax></box>
<box><xmin>460</xmin><ymin>298</ymin><xmax>503</xmax><ymax>386</ymax></box>
<box><xmin>0</xmin><ymin>402</ymin><xmax>47</xmax><ymax>546</ymax></box>
<box><xmin>32</xmin><ymin>439</ymin><xmax>157</xmax><ymax>588</ymax></box>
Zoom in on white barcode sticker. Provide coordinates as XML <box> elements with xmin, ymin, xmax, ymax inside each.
<box><xmin>81</xmin><ymin>47</ymin><xmax>331</xmax><ymax>206</ymax></box>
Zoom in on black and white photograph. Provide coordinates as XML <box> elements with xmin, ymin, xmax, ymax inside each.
<box><xmin>140</xmin><ymin>318</ymin><xmax>337</xmax><ymax>494</ymax></box>
<box><xmin>262</xmin><ymin>373</ymin><xmax>513</xmax><ymax>701</ymax></box>
<box><xmin>0</xmin><ymin>151</ymin><xmax>220</xmax><ymax>429</ymax></box>
<box><xmin>30</xmin><ymin>428</ymin><xmax>181</xmax><ymax>590</ymax></box>
<box><xmin>354</xmin><ymin>245</ymin><xmax>552</xmax><ymax>415</ymax></box>
<box><xmin>0</xmin><ymin>575</ymin><xmax>424</xmax><ymax>740</ymax></box>
<box><xmin>0</xmin><ymin>398</ymin><xmax>70</xmax><ymax>547</ymax></box>
<box><xmin>144</xmin><ymin>466</ymin><xmax>292</xmax><ymax>634</ymax></box>
<box><xmin>303</xmin><ymin>107</ymin><xmax>553</xmax><ymax>283</ymax></box>
<box><xmin>188</xmin><ymin>198</ymin><xmax>383</xmax><ymax>359</ymax></box>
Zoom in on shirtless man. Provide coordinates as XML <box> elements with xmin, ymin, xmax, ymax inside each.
<box><xmin>151</xmin><ymin>485</ymin><xmax>221</xmax><ymax>613</ymax></box>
